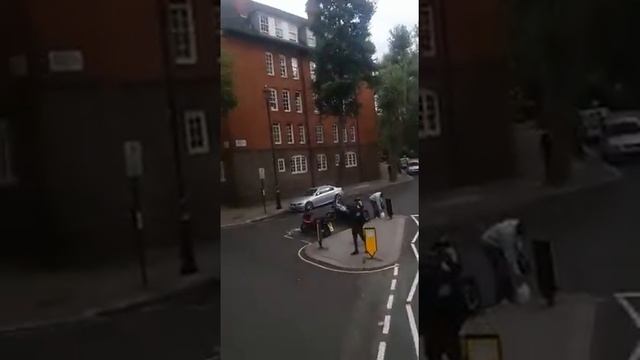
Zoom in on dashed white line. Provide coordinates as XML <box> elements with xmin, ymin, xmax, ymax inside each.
<box><xmin>387</xmin><ymin>294</ymin><xmax>394</xmax><ymax>310</ymax></box>
<box><xmin>390</xmin><ymin>279</ymin><xmax>397</xmax><ymax>291</ymax></box>
<box><xmin>382</xmin><ymin>315</ymin><xmax>391</xmax><ymax>334</ymax></box>
<box><xmin>406</xmin><ymin>304</ymin><xmax>420</xmax><ymax>359</ymax></box>
<box><xmin>393</xmin><ymin>266</ymin><xmax>399</xmax><ymax>276</ymax></box>
<box><xmin>410</xmin><ymin>242</ymin><xmax>419</xmax><ymax>261</ymax></box>
<box><xmin>376</xmin><ymin>341</ymin><xmax>387</xmax><ymax>360</ymax></box>
<box><xmin>407</xmin><ymin>272</ymin><xmax>419</xmax><ymax>303</ymax></box>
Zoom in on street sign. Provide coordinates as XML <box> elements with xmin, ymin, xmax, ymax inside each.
<box><xmin>258</xmin><ymin>167</ymin><xmax>265</xmax><ymax>179</ymax></box>
<box><xmin>124</xmin><ymin>141</ymin><xmax>143</xmax><ymax>178</ymax></box>
<box><xmin>364</xmin><ymin>227</ymin><xmax>378</xmax><ymax>258</ymax></box>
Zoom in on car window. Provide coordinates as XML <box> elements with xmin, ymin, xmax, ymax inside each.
<box><xmin>305</xmin><ymin>188</ymin><xmax>318</xmax><ymax>196</ymax></box>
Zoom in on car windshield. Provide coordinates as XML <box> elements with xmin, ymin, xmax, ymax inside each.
<box><xmin>606</xmin><ymin>122</ymin><xmax>640</xmax><ymax>136</ymax></box>
<box><xmin>304</xmin><ymin>188</ymin><xmax>318</xmax><ymax>196</ymax></box>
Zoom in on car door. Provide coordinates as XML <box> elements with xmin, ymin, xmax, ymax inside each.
<box><xmin>322</xmin><ymin>186</ymin><xmax>335</xmax><ymax>205</ymax></box>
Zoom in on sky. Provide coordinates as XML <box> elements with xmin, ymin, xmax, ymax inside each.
<box><xmin>252</xmin><ymin>0</ymin><xmax>418</xmax><ymax>61</ymax></box>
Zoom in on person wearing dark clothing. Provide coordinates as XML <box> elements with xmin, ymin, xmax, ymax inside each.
<box><xmin>419</xmin><ymin>238</ymin><xmax>468</xmax><ymax>360</ymax></box>
<box><xmin>349</xmin><ymin>198</ymin><xmax>367</xmax><ymax>255</ymax></box>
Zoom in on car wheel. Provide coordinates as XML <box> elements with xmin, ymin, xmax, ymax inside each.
<box><xmin>305</xmin><ymin>202</ymin><xmax>314</xmax><ymax>211</ymax></box>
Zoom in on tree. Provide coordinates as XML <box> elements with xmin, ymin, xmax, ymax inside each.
<box><xmin>375</xmin><ymin>25</ymin><xmax>418</xmax><ymax>181</ymax></box>
<box><xmin>221</xmin><ymin>51</ymin><xmax>238</xmax><ymax>118</ymax></box>
<box><xmin>306</xmin><ymin>0</ymin><xmax>376</xmax><ymax>185</ymax></box>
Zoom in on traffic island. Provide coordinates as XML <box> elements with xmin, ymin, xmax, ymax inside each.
<box><xmin>300</xmin><ymin>216</ymin><xmax>408</xmax><ymax>272</ymax></box>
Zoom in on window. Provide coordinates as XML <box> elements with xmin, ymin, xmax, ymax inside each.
<box><xmin>282</xmin><ymin>90</ymin><xmax>291</xmax><ymax>112</ymax></box>
<box><xmin>420</xmin><ymin>89</ymin><xmax>441</xmax><ymax>137</ymax></box>
<box><xmin>288</xmin><ymin>24</ymin><xmax>298</xmax><ymax>42</ymax></box>
<box><xmin>220</xmin><ymin>161</ymin><xmax>226</xmax><ymax>182</ymax></box>
<box><xmin>342</xmin><ymin>127</ymin><xmax>347</xmax><ymax>143</ymax></box>
<box><xmin>374</xmin><ymin>94</ymin><xmax>381</xmax><ymax>114</ymax></box>
<box><xmin>316</xmin><ymin>154</ymin><xmax>328</xmax><ymax>171</ymax></box>
<box><xmin>168</xmin><ymin>0</ymin><xmax>198</xmax><ymax>64</ymax></box>
<box><xmin>272</xmin><ymin>123</ymin><xmax>282</xmax><ymax>144</ymax></box>
<box><xmin>295</xmin><ymin>91</ymin><xmax>303</xmax><ymax>113</ymax></box>
<box><xmin>307</xmin><ymin>29</ymin><xmax>316</xmax><ymax>47</ymax></box>
<box><xmin>275</xmin><ymin>20</ymin><xmax>284</xmax><ymax>38</ymax></box>
<box><xmin>286</xmin><ymin>124</ymin><xmax>294</xmax><ymax>144</ymax></box>
<box><xmin>184</xmin><ymin>110</ymin><xmax>210</xmax><ymax>154</ymax></box>
<box><xmin>268</xmin><ymin>88</ymin><xmax>278</xmax><ymax>110</ymax></box>
<box><xmin>421</xmin><ymin>4</ymin><xmax>436</xmax><ymax>57</ymax></box>
<box><xmin>335</xmin><ymin>153</ymin><xmax>340</xmax><ymax>167</ymax></box>
<box><xmin>345</xmin><ymin>152</ymin><xmax>358</xmax><ymax>168</ymax></box>
<box><xmin>279</xmin><ymin>55</ymin><xmax>288</xmax><ymax>78</ymax></box>
<box><xmin>309</xmin><ymin>61</ymin><xmax>316</xmax><ymax>81</ymax></box>
<box><xmin>290</xmin><ymin>155</ymin><xmax>308</xmax><ymax>174</ymax></box>
<box><xmin>277</xmin><ymin>158</ymin><xmax>286</xmax><ymax>172</ymax></box>
<box><xmin>315</xmin><ymin>125</ymin><xmax>324</xmax><ymax>143</ymax></box>
<box><xmin>350</xmin><ymin>126</ymin><xmax>356</xmax><ymax>142</ymax></box>
<box><xmin>298</xmin><ymin>125</ymin><xmax>306</xmax><ymax>144</ymax></box>
<box><xmin>265</xmin><ymin>52</ymin><xmax>274</xmax><ymax>76</ymax></box>
<box><xmin>259</xmin><ymin>15</ymin><xmax>269</xmax><ymax>33</ymax></box>
<box><xmin>313</xmin><ymin>93</ymin><xmax>320</xmax><ymax>114</ymax></box>
<box><xmin>291</xmin><ymin>58</ymin><xmax>299</xmax><ymax>79</ymax></box>
<box><xmin>332</xmin><ymin>123</ymin><xmax>339</xmax><ymax>143</ymax></box>
<box><xmin>0</xmin><ymin>120</ymin><xmax>15</xmax><ymax>185</ymax></box>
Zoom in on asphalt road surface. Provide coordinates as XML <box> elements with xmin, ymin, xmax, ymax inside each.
<box><xmin>221</xmin><ymin>177</ymin><xmax>419</xmax><ymax>360</ymax></box>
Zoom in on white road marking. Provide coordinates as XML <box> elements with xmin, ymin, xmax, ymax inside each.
<box><xmin>407</xmin><ymin>272</ymin><xmax>419</xmax><ymax>303</ymax></box>
<box><xmin>387</xmin><ymin>294</ymin><xmax>394</xmax><ymax>310</ymax></box>
<box><xmin>390</xmin><ymin>279</ymin><xmax>397</xmax><ymax>291</ymax></box>
<box><xmin>299</xmin><ymin>239</ymin><xmax>310</xmax><ymax>244</ymax></box>
<box><xmin>410</xmin><ymin>214</ymin><xmax>419</xmax><ymax>226</ymax></box>
<box><xmin>630</xmin><ymin>341</ymin><xmax>640</xmax><ymax>360</ymax></box>
<box><xmin>382</xmin><ymin>315</ymin><xmax>391</xmax><ymax>334</ymax></box>
<box><xmin>297</xmin><ymin>245</ymin><xmax>398</xmax><ymax>274</ymax></box>
<box><xmin>406</xmin><ymin>304</ymin><xmax>420</xmax><ymax>360</ymax></box>
<box><xmin>393</xmin><ymin>266</ymin><xmax>399</xmax><ymax>276</ymax></box>
<box><xmin>411</xmin><ymin>230</ymin><xmax>419</xmax><ymax>244</ymax></box>
<box><xmin>410</xmin><ymin>242</ymin><xmax>419</xmax><ymax>261</ymax></box>
<box><xmin>376</xmin><ymin>341</ymin><xmax>387</xmax><ymax>360</ymax></box>
<box><xmin>616</xmin><ymin>294</ymin><xmax>640</xmax><ymax>328</ymax></box>
<box><xmin>284</xmin><ymin>235</ymin><xmax>293</xmax><ymax>240</ymax></box>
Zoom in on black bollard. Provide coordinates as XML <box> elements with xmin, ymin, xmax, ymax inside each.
<box><xmin>317</xmin><ymin>219</ymin><xmax>323</xmax><ymax>248</ymax></box>
<box><xmin>533</xmin><ymin>239</ymin><xmax>557</xmax><ymax>306</ymax></box>
<box><xmin>385</xmin><ymin>198</ymin><xmax>393</xmax><ymax>219</ymax></box>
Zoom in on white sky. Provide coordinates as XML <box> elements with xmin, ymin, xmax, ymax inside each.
<box><xmin>252</xmin><ymin>0</ymin><xmax>418</xmax><ymax>61</ymax></box>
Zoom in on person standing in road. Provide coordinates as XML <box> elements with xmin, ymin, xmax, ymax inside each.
<box><xmin>369</xmin><ymin>191</ymin><xmax>385</xmax><ymax>218</ymax></box>
<box><xmin>349</xmin><ymin>198</ymin><xmax>367</xmax><ymax>255</ymax></box>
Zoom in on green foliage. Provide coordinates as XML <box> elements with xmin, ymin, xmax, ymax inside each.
<box><xmin>221</xmin><ymin>51</ymin><xmax>238</xmax><ymax>118</ymax></box>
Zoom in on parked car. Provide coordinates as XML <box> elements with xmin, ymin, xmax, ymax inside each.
<box><xmin>406</xmin><ymin>160</ymin><xmax>419</xmax><ymax>175</ymax></box>
<box><xmin>289</xmin><ymin>185</ymin><xmax>344</xmax><ymax>212</ymax></box>
<box><xmin>601</xmin><ymin>113</ymin><xmax>640</xmax><ymax>162</ymax></box>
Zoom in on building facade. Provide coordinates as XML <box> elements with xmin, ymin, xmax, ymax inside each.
<box><xmin>419</xmin><ymin>0</ymin><xmax>516</xmax><ymax>192</ymax></box>
<box><xmin>0</xmin><ymin>0</ymin><xmax>220</xmax><ymax>261</ymax></box>
<box><xmin>221</xmin><ymin>0</ymin><xmax>380</xmax><ymax>206</ymax></box>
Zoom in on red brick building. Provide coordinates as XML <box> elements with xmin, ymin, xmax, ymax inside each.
<box><xmin>0</xmin><ymin>0</ymin><xmax>220</xmax><ymax>261</ymax></box>
<box><xmin>221</xmin><ymin>0</ymin><xmax>380</xmax><ymax>205</ymax></box>
<box><xmin>420</xmin><ymin>0</ymin><xmax>515</xmax><ymax>191</ymax></box>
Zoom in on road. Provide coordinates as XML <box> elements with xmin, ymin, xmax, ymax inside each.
<box><xmin>0</xmin><ymin>279</ymin><xmax>220</xmax><ymax>360</ymax></box>
<box><xmin>221</xmin><ymin>177</ymin><xmax>419</xmax><ymax>360</ymax></box>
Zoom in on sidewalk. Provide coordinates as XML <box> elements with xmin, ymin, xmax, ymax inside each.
<box><xmin>421</xmin><ymin>154</ymin><xmax>622</xmax><ymax>227</ymax></box>
<box><xmin>221</xmin><ymin>174</ymin><xmax>414</xmax><ymax>228</ymax></box>
<box><xmin>302</xmin><ymin>215</ymin><xmax>408</xmax><ymax>271</ymax></box>
<box><xmin>460</xmin><ymin>293</ymin><xmax>599</xmax><ymax>360</ymax></box>
<box><xmin>0</xmin><ymin>240</ymin><xmax>219</xmax><ymax>334</ymax></box>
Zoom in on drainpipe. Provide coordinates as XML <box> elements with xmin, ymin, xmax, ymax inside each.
<box><xmin>299</xmin><ymin>52</ymin><xmax>316</xmax><ymax>187</ymax></box>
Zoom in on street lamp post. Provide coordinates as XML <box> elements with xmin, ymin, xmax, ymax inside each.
<box><xmin>263</xmin><ymin>86</ymin><xmax>282</xmax><ymax>210</ymax></box>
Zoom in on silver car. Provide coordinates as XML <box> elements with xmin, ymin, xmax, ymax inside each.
<box><xmin>289</xmin><ymin>185</ymin><xmax>344</xmax><ymax>212</ymax></box>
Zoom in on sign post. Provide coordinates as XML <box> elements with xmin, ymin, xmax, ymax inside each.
<box><xmin>259</xmin><ymin>168</ymin><xmax>266</xmax><ymax>215</ymax></box>
<box><xmin>124</xmin><ymin>141</ymin><xmax>148</xmax><ymax>287</ymax></box>
<box><xmin>364</xmin><ymin>227</ymin><xmax>378</xmax><ymax>258</ymax></box>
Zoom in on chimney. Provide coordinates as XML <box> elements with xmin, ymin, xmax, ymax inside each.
<box><xmin>233</xmin><ymin>0</ymin><xmax>251</xmax><ymax>18</ymax></box>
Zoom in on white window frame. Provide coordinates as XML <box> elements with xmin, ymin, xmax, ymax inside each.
<box><xmin>345</xmin><ymin>151</ymin><xmax>358</xmax><ymax>168</ymax></box>
<box><xmin>184</xmin><ymin>110</ymin><xmax>210</xmax><ymax>155</ymax></box>
<box><xmin>286</xmin><ymin>123</ymin><xmax>295</xmax><ymax>144</ymax></box>
<box><xmin>309</xmin><ymin>61</ymin><xmax>316</xmax><ymax>81</ymax></box>
<box><xmin>315</xmin><ymin>125</ymin><xmax>324</xmax><ymax>144</ymax></box>
<box><xmin>316</xmin><ymin>154</ymin><xmax>328</xmax><ymax>171</ymax></box>
<box><xmin>288</xmin><ymin>24</ymin><xmax>298</xmax><ymax>42</ymax></box>
<box><xmin>0</xmin><ymin>120</ymin><xmax>16</xmax><ymax>185</ymax></box>
<box><xmin>298</xmin><ymin>125</ymin><xmax>306</xmax><ymax>144</ymax></box>
<box><xmin>272</xmin><ymin>123</ymin><xmax>282</xmax><ymax>144</ymax></box>
<box><xmin>168</xmin><ymin>0</ymin><xmax>198</xmax><ymax>65</ymax></box>
<box><xmin>279</xmin><ymin>55</ymin><xmax>288</xmax><ymax>78</ymax></box>
<box><xmin>291</xmin><ymin>58</ymin><xmax>299</xmax><ymax>79</ymax></box>
<box><xmin>342</xmin><ymin>127</ymin><xmax>347</xmax><ymax>143</ymax></box>
<box><xmin>421</xmin><ymin>89</ymin><xmax>441</xmax><ymax>137</ymax></box>
<box><xmin>313</xmin><ymin>93</ymin><xmax>320</xmax><ymax>114</ymax></box>
<box><xmin>259</xmin><ymin>15</ymin><xmax>269</xmax><ymax>34</ymax></box>
<box><xmin>220</xmin><ymin>161</ymin><xmax>226</xmax><ymax>182</ymax></box>
<box><xmin>350</xmin><ymin>126</ymin><xmax>356</xmax><ymax>142</ymax></box>
<box><xmin>275</xmin><ymin>19</ymin><xmax>284</xmax><ymax>38</ymax></box>
<box><xmin>268</xmin><ymin>88</ymin><xmax>278</xmax><ymax>111</ymax></box>
<box><xmin>282</xmin><ymin>90</ymin><xmax>291</xmax><ymax>112</ymax></box>
<box><xmin>295</xmin><ymin>91</ymin><xmax>303</xmax><ymax>113</ymax></box>
<box><xmin>277</xmin><ymin>158</ymin><xmax>286</xmax><ymax>172</ymax></box>
<box><xmin>290</xmin><ymin>155</ymin><xmax>308</xmax><ymax>174</ymax></box>
<box><xmin>332</xmin><ymin>123</ymin><xmax>339</xmax><ymax>143</ymax></box>
<box><xmin>265</xmin><ymin>52</ymin><xmax>275</xmax><ymax>76</ymax></box>
<box><xmin>421</xmin><ymin>4</ymin><xmax>436</xmax><ymax>57</ymax></box>
<box><xmin>335</xmin><ymin>153</ymin><xmax>340</xmax><ymax>167</ymax></box>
